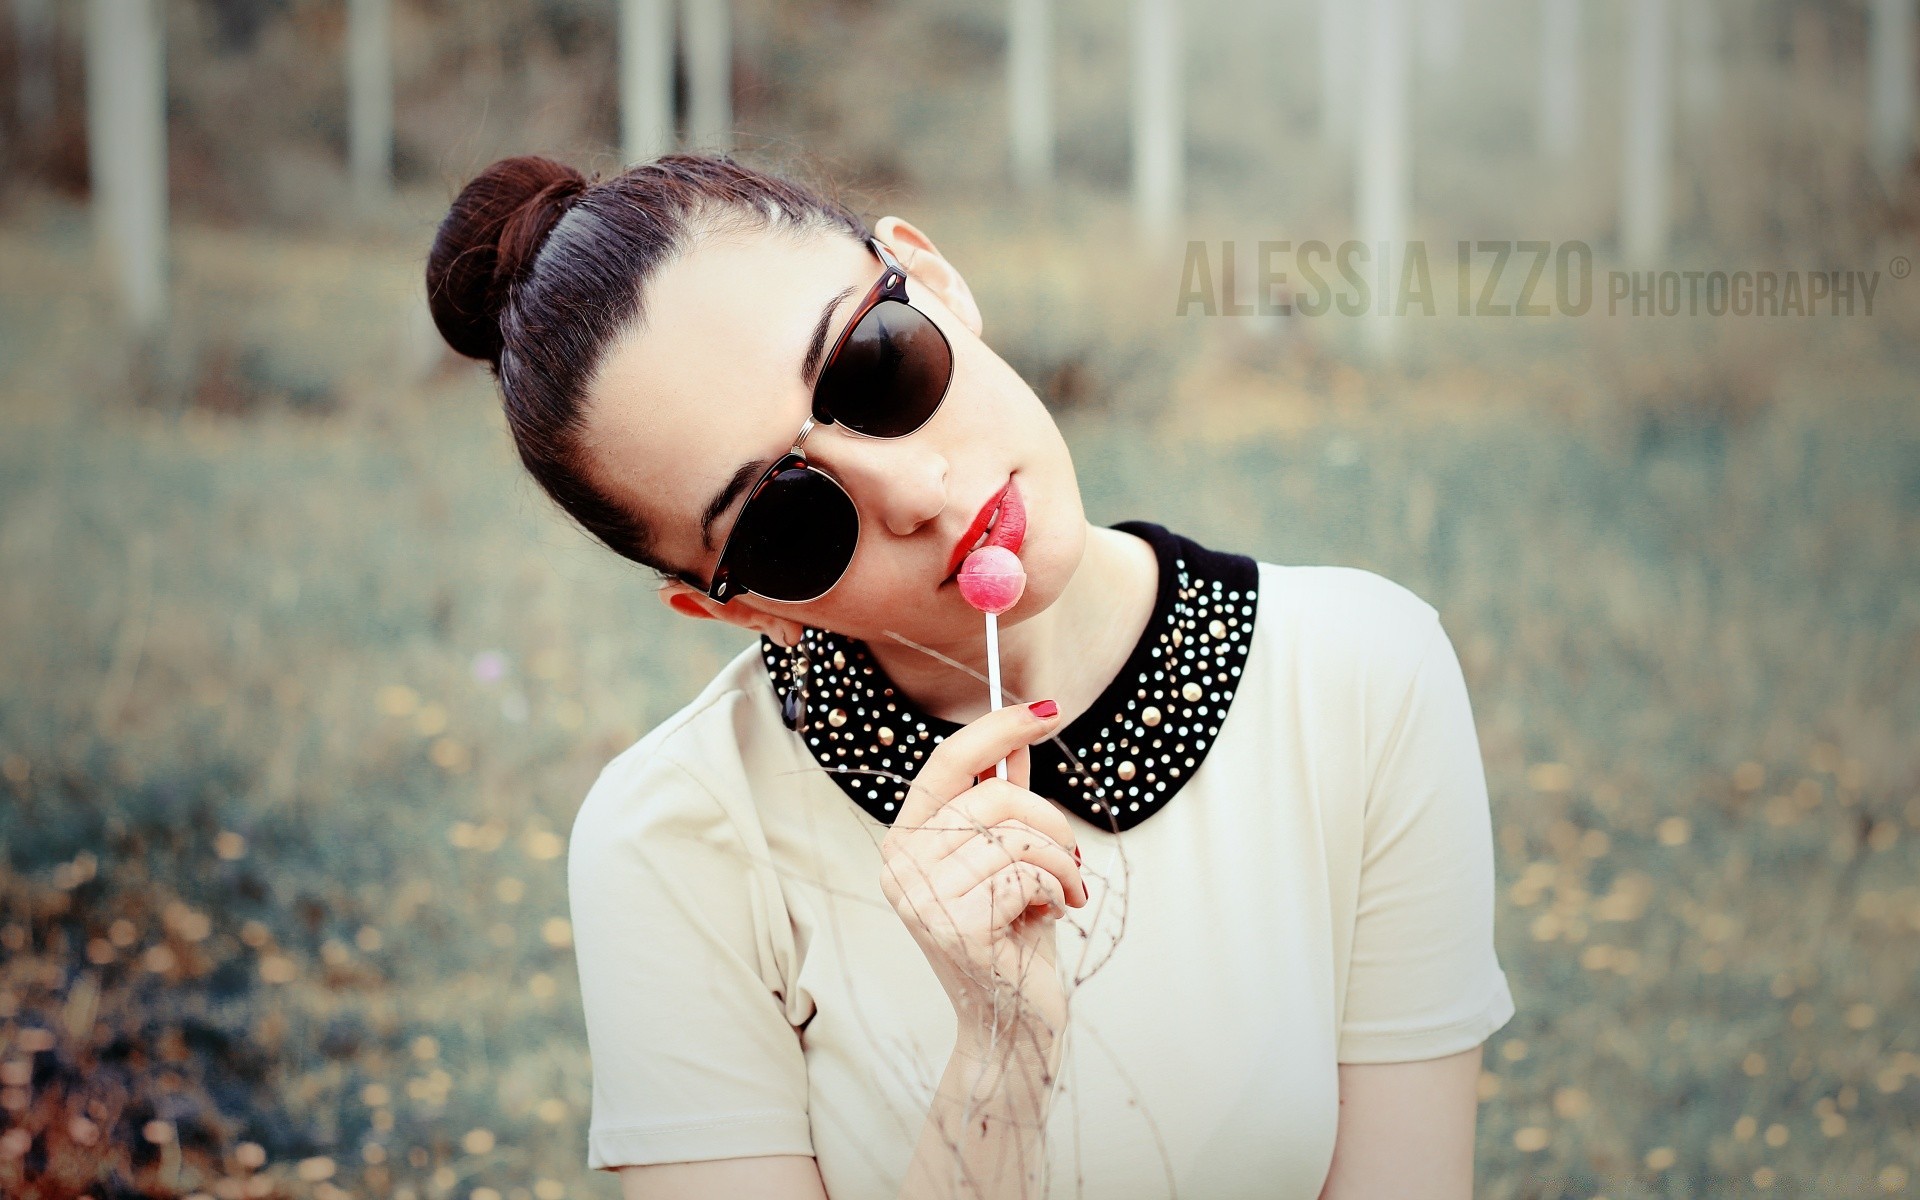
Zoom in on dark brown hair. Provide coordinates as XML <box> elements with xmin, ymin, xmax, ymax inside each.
<box><xmin>425</xmin><ymin>153</ymin><xmax>869</xmax><ymax>575</ymax></box>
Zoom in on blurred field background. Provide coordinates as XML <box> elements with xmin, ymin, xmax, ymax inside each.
<box><xmin>3</xmin><ymin>1</ymin><xmax>1920</xmax><ymax>1198</ymax></box>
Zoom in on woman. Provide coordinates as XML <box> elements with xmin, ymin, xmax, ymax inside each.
<box><xmin>425</xmin><ymin>153</ymin><xmax>1516</xmax><ymax>1200</ymax></box>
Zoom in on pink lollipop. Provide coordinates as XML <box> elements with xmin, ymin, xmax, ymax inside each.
<box><xmin>957</xmin><ymin>545</ymin><xmax>1027</xmax><ymax>614</ymax></box>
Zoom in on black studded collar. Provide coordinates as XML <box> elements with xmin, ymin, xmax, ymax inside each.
<box><xmin>757</xmin><ymin>521</ymin><xmax>1261</xmax><ymax>833</ymax></box>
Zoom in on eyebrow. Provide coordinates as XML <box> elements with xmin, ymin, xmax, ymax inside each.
<box><xmin>696</xmin><ymin>283</ymin><xmax>861</xmax><ymax>555</ymax></box>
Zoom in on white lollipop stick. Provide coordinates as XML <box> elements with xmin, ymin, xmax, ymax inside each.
<box><xmin>985</xmin><ymin>611</ymin><xmax>1007</xmax><ymax>780</ymax></box>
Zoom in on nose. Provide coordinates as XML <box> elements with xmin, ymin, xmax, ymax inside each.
<box><xmin>815</xmin><ymin>429</ymin><xmax>948</xmax><ymax>538</ymax></box>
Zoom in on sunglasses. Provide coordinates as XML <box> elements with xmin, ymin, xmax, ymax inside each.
<box><xmin>678</xmin><ymin>237</ymin><xmax>954</xmax><ymax>604</ymax></box>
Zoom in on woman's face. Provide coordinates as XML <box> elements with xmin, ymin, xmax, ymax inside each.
<box><xmin>581</xmin><ymin>218</ymin><xmax>1085</xmax><ymax>649</ymax></box>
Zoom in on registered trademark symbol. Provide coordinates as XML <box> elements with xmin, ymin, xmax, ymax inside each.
<box><xmin>1891</xmin><ymin>256</ymin><xmax>1911</xmax><ymax>281</ymax></box>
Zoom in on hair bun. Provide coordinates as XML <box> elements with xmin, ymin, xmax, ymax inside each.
<box><xmin>426</xmin><ymin>156</ymin><xmax>588</xmax><ymax>364</ymax></box>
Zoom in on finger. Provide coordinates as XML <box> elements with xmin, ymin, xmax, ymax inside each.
<box><xmin>964</xmin><ymin>862</ymin><xmax>1066</xmax><ymax>932</ymax></box>
<box><xmin>977</xmin><ymin>743</ymin><xmax>1032</xmax><ymax>790</ymax></box>
<box><xmin>922</xmin><ymin>826</ymin><xmax>1087</xmax><ymax>909</ymax></box>
<box><xmin>879</xmin><ymin>818</ymin><xmax>1062</xmax><ymax>907</ymax></box>
<box><xmin>1009</xmin><ymin>742</ymin><xmax>1031</xmax><ymax>790</ymax></box>
<box><xmin>899</xmin><ymin>781</ymin><xmax>1079</xmax><ymax>872</ymax></box>
<box><xmin>896</xmin><ymin>700</ymin><xmax>1063</xmax><ymax>830</ymax></box>
<box><xmin>886</xmin><ymin>815</ymin><xmax>1051</xmax><ymax>876</ymax></box>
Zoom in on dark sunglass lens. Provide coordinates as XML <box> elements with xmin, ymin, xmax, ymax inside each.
<box><xmin>817</xmin><ymin>300</ymin><xmax>952</xmax><ymax>438</ymax></box>
<box><xmin>728</xmin><ymin>465</ymin><xmax>859</xmax><ymax>602</ymax></box>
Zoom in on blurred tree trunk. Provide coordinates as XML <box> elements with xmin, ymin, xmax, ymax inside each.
<box><xmin>1131</xmin><ymin>0</ymin><xmax>1181</xmax><ymax>247</ymax></box>
<box><xmin>1008</xmin><ymin>0</ymin><xmax>1052</xmax><ymax>193</ymax></box>
<box><xmin>621</xmin><ymin>0</ymin><xmax>673</xmax><ymax>164</ymax></box>
<box><xmin>1538</xmin><ymin>0</ymin><xmax>1582</xmax><ymax>160</ymax></box>
<box><xmin>1418</xmin><ymin>0</ymin><xmax>1462</xmax><ymax>76</ymax></box>
<box><xmin>13</xmin><ymin>0</ymin><xmax>56</xmax><ymax>145</ymax></box>
<box><xmin>1320</xmin><ymin>0</ymin><xmax>1358</xmax><ymax>147</ymax></box>
<box><xmin>85</xmin><ymin>0</ymin><xmax>166</xmax><ymax>333</ymax></box>
<box><xmin>1620</xmin><ymin>0</ymin><xmax>1671</xmax><ymax>266</ymax></box>
<box><xmin>682</xmin><ymin>0</ymin><xmax>729</xmax><ymax>152</ymax></box>
<box><xmin>1869</xmin><ymin>0</ymin><xmax>1915</xmax><ymax>184</ymax></box>
<box><xmin>1678</xmin><ymin>0</ymin><xmax>1721</xmax><ymax>128</ymax></box>
<box><xmin>1357</xmin><ymin>0</ymin><xmax>1410</xmax><ymax>354</ymax></box>
<box><xmin>347</xmin><ymin>0</ymin><xmax>392</xmax><ymax>204</ymax></box>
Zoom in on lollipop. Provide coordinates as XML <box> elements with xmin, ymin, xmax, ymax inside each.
<box><xmin>956</xmin><ymin>545</ymin><xmax>1026</xmax><ymax>614</ymax></box>
<box><xmin>958</xmin><ymin>545</ymin><xmax>1027</xmax><ymax>779</ymax></box>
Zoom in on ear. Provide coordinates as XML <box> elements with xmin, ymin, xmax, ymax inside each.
<box><xmin>657</xmin><ymin>580</ymin><xmax>808</xmax><ymax>648</ymax></box>
<box><xmin>872</xmin><ymin>215</ymin><xmax>983</xmax><ymax>338</ymax></box>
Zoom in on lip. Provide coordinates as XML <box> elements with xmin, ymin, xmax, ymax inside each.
<box><xmin>942</xmin><ymin>476</ymin><xmax>1025</xmax><ymax>583</ymax></box>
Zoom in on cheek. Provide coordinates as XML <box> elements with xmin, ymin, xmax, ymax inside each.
<box><xmin>967</xmin><ymin>352</ymin><xmax>1033</xmax><ymax>426</ymax></box>
<box><xmin>833</xmin><ymin>548</ymin><xmax>937</xmax><ymax>614</ymax></box>
<box><xmin>808</xmin><ymin>545</ymin><xmax>972</xmax><ymax>637</ymax></box>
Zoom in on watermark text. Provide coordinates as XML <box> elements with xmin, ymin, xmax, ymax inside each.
<box><xmin>1175</xmin><ymin>240</ymin><xmax>1893</xmax><ymax>318</ymax></box>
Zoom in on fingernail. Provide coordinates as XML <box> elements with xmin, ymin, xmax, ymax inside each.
<box><xmin>1027</xmin><ymin>699</ymin><xmax>1058</xmax><ymax>719</ymax></box>
<box><xmin>1072</xmin><ymin>845</ymin><xmax>1081</xmax><ymax>866</ymax></box>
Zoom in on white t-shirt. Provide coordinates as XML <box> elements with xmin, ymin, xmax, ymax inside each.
<box><xmin>569</xmin><ymin>522</ymin><xmax>1516</xmax><ymax>1199</ymax></box>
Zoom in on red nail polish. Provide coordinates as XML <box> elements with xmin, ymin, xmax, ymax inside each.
<box><xmin>1072</xmin><ymin>845</ymin><xmax>1081</xmax><ymax>866</ymax></box>
<box><xmin>1027</xmin><ymin>699</ymin><xmax>1058</xmax><ymax>719</ymax></box>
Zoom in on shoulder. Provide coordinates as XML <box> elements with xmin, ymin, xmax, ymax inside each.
<box><xmin>1252</xmin><ymin>561</ymin><xmax>1442</xmax><ymax>673</ymax></box>
<box><xmin>569</xmin><ymin>641</ymin><xmax>783</xmax><ymax>882</ymax></box>
<box><xmin>1244</xmin><ymin>562</ymin><xmax>1454</xmax><ymax>760</ymax></box>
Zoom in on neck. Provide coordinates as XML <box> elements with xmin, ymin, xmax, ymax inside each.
<box><xmin>864</xmin><ymin>524</ymin><xmax>1160</xmax><ymax>726</ymax></box>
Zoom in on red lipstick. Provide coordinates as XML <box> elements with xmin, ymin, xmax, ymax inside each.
<box><xmin>944</xmin><ymin>477</ymin><xmax>1026</xmax><ymax>583</ymax></box>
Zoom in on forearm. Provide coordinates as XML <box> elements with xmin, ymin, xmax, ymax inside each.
<box><xmin>897</xmin><ymin>1024</ymin><xmax>1063</xmax><ymax>1200</ymax></box>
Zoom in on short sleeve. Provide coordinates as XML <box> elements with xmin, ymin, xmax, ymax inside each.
<box><xmin>569</xmin><ymin>749</ymin><xmax>814</xmax><ymax>1169</ymax></box>
<box><xmin>1337</xmin><ymin>612</ymin><xmax>1516</xmax><ymax>1064</ymax></box>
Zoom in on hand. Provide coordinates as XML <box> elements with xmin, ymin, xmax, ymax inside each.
<box><xmin>877</xmin><ymin>701</ymin><xmax>1086</xmax><ymax>1062</ymax></box>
